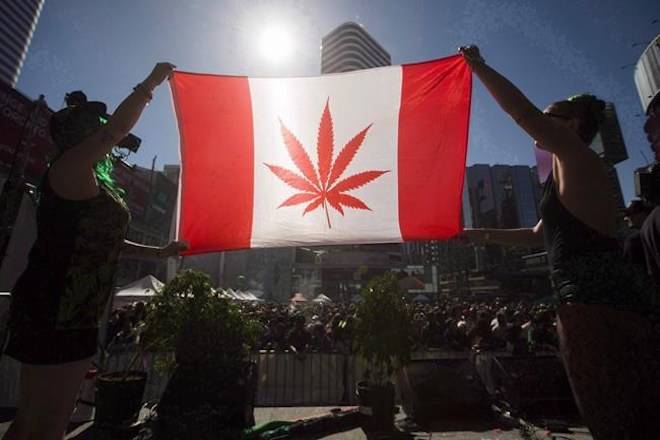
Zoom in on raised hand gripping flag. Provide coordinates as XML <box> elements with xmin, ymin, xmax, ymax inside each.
<box><xmin>171</xmin><ymin>55</ymin><xmax>472</xmax><ymax>254</ymax></box>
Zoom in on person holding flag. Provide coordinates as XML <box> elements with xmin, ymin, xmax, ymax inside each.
<box><xmin>459</xmin><ymin>45</ymin><xmax>659</xmax><ymax>438</ymax></box>
<box><xmin>2</xmin><ymin>62</ymin><xmax>186</xmax><ymax>440</ymax></box>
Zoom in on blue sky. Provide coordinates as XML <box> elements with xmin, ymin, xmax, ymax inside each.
<box><xmin>16</xmin><ymin>0</ymin><xmax>660</xmax><ymax>204</ymax></box>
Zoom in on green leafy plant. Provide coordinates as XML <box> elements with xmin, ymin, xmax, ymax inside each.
<box><xmin>141</xmin><ymin>269</ymin><xmax>259</xmax><ymax>372</ymax></box>
<box><xmin>354</xmin><ymin>272</ymin><xmax>414</xmax><ymax>385</ymax></box>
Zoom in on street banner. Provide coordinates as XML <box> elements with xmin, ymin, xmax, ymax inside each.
<box><xmin>170</xmin><ymin>55</ymin><xmax>472</xmax><ymax>254</ymax></box>
<box><xmin>0</xmin><ymin>82</ymin><xmax>57</xmax><ymax>184</ymax></box>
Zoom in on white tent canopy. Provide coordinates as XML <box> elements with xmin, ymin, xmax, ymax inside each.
<box><xmin>217</xmin><ymin>288</ymin><xmax>263</xmax><ymax>301</ymax></box>
<box><xmin>312</xmin><ymin>294</ymin><xmax>332</xmax><ymax>303</ymax></box>
<box><xmin>113</xmin><ymin>275</ymin><xmax>163</xmax><ymax>309</ymax></box>
<box><xmin>412</xmin><ymin>294</ymin><xmax>430</xmax><ymax>302</ymax></box>
<box><xmin>214</xmin><ymin>288</ymin><xmax>233</xmax><ymax>299</ymax></box>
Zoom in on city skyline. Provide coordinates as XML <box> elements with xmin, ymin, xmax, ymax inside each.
<box><xmin>0</xmin><ymin>0</ymin><xmax>45</xmax><ymax>87</ymax></box>
<box><xmin>12</xmin><ymin>0</ymin><xmax>660</xmax><ymax>206</ymax></box>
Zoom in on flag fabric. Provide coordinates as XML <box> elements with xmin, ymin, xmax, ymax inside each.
<box><xmin>170</xmin><ymin>55</ymin><xmax>472</xmax><ymax>254</ymax></box>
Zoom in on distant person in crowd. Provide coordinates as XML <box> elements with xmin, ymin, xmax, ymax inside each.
<box><xmin>622</xmin><ymin>199</ymin><xmax>653</xmax><ymax>269</ymax></box>
<box><xmin>307</xmin><ymin>315</ymin><xmax>332</xmax><ymax>352</ymax></box>
<box><xmin>459</xmin><ymin>45</ymin><xmax>659</xmax><ymax>438</ymax></box>
<box><xmin>287</xmin><ymin>314</ymin><xmax>311</xmax><ymax>352</ymax></box>
<box><xmin>104</xmin><ymin>302</ymin><xmax>149</xmax><ymax>349</ymax></box>
<box><xmin>490</xmin><ymin>311</ymin><xmax>508</xmax><ymax>350</ymax></box>
<box><xmin>2</xmin><ymin>63</ymin><xmax>187</xmax><ymax>440</ymax></box>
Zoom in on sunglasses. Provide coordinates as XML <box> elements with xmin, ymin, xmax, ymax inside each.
<box><xmin>545</xmin><ymin>113</ymin><xmax>572</xmax><ymax>121</ymax></box>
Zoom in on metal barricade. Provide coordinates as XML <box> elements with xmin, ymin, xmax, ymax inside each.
<box><xmin>251</xmin><ymin>351</ymin><xmax>350</xmax><ymax>406</ymax></box>
<box><xmin>2</xmin><ymin>350</ymin><xmax>575</xmax><ymax>409</ymax></box>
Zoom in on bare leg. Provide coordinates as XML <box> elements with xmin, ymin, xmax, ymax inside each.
<box><xmin>557</xmin><ymin>304</ymin><xmax>660</xmax><ymax>440</ymax></box>
<box><xmin>3</xmin><ymin>357</ymin><xmax>92</xmax><ymax>440</ymax></box>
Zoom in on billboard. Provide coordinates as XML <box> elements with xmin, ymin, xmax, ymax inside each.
<box><xmin>0</xmin><ymin>82</ymin><xmax>57</xmax><ymax>184</ymax></box>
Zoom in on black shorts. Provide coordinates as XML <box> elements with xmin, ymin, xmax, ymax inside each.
<box><xmin>3</xmin><ymin>324</ymin><xmax>97</xmax><ymax>365</ymax></box>
<box><xmin>2</xmin><ymin>289</ymin><xmax>99</xmax><ymax>365</ymax></box>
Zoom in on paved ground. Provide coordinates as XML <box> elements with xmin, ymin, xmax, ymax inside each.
<box><xmin>253</xmin><ymin>407</ymin><xmax>593</xmax><ymax>439</ymax></box>
<box><xmin>0</xmin><ymin>406</ymin><xmax>593</xmax><ymax>439</ymax></box>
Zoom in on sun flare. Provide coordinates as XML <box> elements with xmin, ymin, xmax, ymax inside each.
<box><xmin>258</xmin><ymin>25</ymin><xmax>294</xmax><ymax>63</ymax></box>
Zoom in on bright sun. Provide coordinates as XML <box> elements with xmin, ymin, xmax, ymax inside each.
<box><xmin>258</xmin><ymin>25</ymin><xmax>294</xmax><ymax>63</ymax></box>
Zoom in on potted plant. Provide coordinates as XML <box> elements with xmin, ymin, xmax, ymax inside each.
<box><xmin>354</xmin><ymin>272</ymin><xmax>413</xmax><ymax>432</ymax></box>
<box><xmin>141</xmin><ymin>269</ymin><xmax>260</xmax><ymax>439</ymax></box>
<box><xmin>93</xmin><ymin>304</ymin><xmax>150</xmax><ymax>427</ymax></box>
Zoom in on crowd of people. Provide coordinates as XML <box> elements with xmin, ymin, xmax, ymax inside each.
<box><xmin>106</xmin><ymin>296</ymin><xmax>558</xmax><ymax>355</ymax></box>
<box><xmin>243</xmin><ymin>299</ymin><xmax>557</xmax><ymax>354</ymax></box>
<box><xmin>104</xmin><ymin>301</ymin><xmax>147</xmax><ymax>349</ymax></box>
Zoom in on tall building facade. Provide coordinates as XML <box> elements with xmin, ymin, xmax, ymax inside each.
<box><xmin>278</xmin><ymin>22</ymin><xmax>404</xmax><ymax>301</ymax></box>
<box><xmin>511</xmin><ymin>165</ymin><xmax>540</xmax><ymax>228</ymax></box>
<box><xmin>466</xmin><ymin>164</ymin><xmax>541</xmax><ymax>230</ymax></box>
<box><xmin>465</xmin><ymin>164</ymin><xmax>498</xmax><ymax>228</ymax></box>
<box><xmin>424</xmin><ymin>164</ymin><xmax>548</xmax><ymax>297</ymax></box>
<box><xmin>115</xmin><ymin>163</ymin><xmax>179</xmax><ymax>285</ymax></box>
<box><xmin>321</xmin><ymin>22</ymin><xmax>391</xmax><ymax>74</ymax></box>
<box><xmin>634</xmin><ymin>34</ymin><xmax>660</xmax><ymax>116</ymax></box>
<box><xmin>0</xmin><ymin>0</ymin><xmax>45</xmax><ymax>87</ymax></box>
<box><xmin>635</xmin><ymin>34</ymin><xmax>660</xmax><ymax>161</ymax></box>
<box><xmin>587</xmin><ymin>103</ymin><xmax>629</xmax><ymax>234</ymax></box>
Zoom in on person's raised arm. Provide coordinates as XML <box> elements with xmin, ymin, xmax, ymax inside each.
<box><xmin>462</xmin><ymin>220</ymin><xmax>544</xmax><ymax>248</ymax></box>
<box><xmin>50</xmin><ymin>63</ymin><xmax>175</xmax><ymax>200</ymax></box>
<box><xmin>458</xmin><ymin>46</ymin><xmax>585</xmax><ymax>157</ymax></box>
<box><xmin>122</xmin><ymin>239</ymin><xmax>188</xmax><ymax>259</ymax></box>
<box><xmin>69</xmin><ymin>62</ymin><xmax>175</xmax><ymax>166</ymax></box>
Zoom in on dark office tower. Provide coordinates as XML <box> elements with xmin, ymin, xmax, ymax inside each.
<box><xmin>465</xmin><ymin>164</ymin><xmax>497</xmax><ymax>228</ymax></box>
<box><xmin>510</xmin><ymin>165</ymin><xmax>540</xmax><ymax>228</ymax></box>
<box><xmin>588</xmin><ymin>103</ymin><xmax>628</xmax><ymax>233</ymax></box>
<box><xmin>462</xmin><ymin>175</ymin><xmax>473</xmax><ymax>228</ymax></box>
<box><xmin>529</xmin><ymin>166</ymin><xmax>544</xmax><ymax>206</ymax></box>
<box><xmin>321</xmin><ymin>22</ymin><xmax>391</xmax><ymax>74</ymax></box>
<box><xmin>0</xmin><ymin>0</ymin><xmax>45</xmax><ymax>87</ymax></box>
<box><xmin>491</xmin><ymin>165</ymin><xmax>519</xmax><ymax>229</ymax></box>
<box><xmin>590</xmin><ymin>103</ymin><xmax>629</xmax><ymax>165</ymax></box>
<box><xmin>469</xmin><ymin>164</ymin><xmax>540</xmax><ymax>230</ymax></box>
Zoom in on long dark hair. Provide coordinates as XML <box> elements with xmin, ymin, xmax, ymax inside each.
<box><xmin>45</xmin><ymin>91</ymin><xmax>125</xmax><ymax>200</ymax></box>
<box><xmin>39</xmin><ymin>152</ymin><xmax>126</xmax><ymax>202</ymax></box>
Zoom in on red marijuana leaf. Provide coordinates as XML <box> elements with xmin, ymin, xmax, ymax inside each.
<box><xmin>265</xmin><ymin>99</ymin><xmax>389</xmax><ymax>228</ymax></box>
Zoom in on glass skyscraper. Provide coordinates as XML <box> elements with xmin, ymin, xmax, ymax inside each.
<box><xmin>466</xmin><ymin>164</ymin><xmax>541</xmax><ymax>229</ymax></box>
<box><xmin>0</xmin><ymin>0</ymin><xmax>45</xmax><ymax>87</ymax></box>
<box><xmin>321</xmin><ymin>22</ymin><xmax>391</xmax><ymax>74</ymax></box>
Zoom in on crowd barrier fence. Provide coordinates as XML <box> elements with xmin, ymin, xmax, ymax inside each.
<box><xmin>0</xmin><ymin>350</ymin><xmax>566</xmax><ymax>409</ymax></box>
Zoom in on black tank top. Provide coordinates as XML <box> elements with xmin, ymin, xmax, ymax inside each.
<box><xmin>540</xmin><ymin>173</ymin><xmax>619</xmax><ymax>272</ymax></box>
<box><xmin>539</xmin><ymin>173</ymin><xmax>659</xmax><ymax>313</ymax></box>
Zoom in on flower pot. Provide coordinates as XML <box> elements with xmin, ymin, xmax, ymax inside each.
<box><xmin>356</xmin><ymin>380</ymin><xmax>395</xmax><ymax>432</ymax></box>
<box><xmin>156</xmin><ymin>361</ymin><xmax>257</xmax><ymax>437</ymax></box>
<box><xmin>95</xmin><ymin>370</ymin><xmax>147</xmax><ymax>426</ymax></box>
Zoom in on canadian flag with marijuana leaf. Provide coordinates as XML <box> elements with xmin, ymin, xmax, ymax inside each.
<box><xmin>170</xmin><ymin>55</ymin><xmax>471</xmax><ymax>254</ymax></box>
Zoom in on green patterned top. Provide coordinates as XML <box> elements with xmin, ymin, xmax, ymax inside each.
<box><xmin>10</xmin><ymin>176</ymin><xmax>130</xmax><ymax>331</ymax></box>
